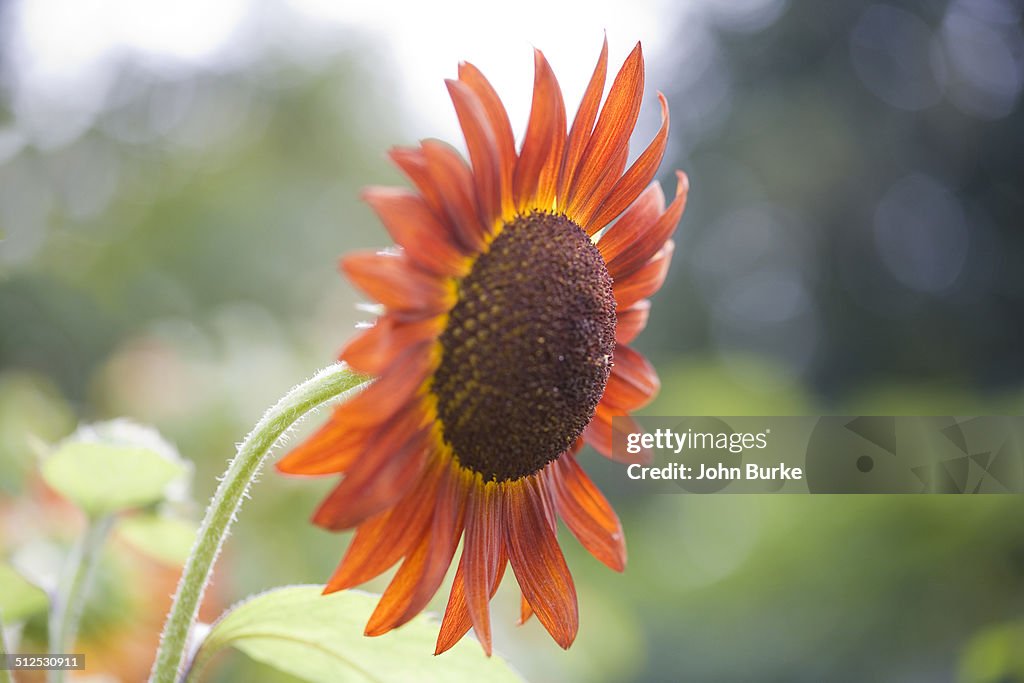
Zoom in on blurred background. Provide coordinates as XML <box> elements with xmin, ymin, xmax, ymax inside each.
<box><xmin>1</xmin><ymin>0</ymin><xmax>1023</xmax><ymax>681</ymax></box>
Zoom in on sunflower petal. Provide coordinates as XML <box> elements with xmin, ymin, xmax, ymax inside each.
<box><xmin>275</xmin><ymin>411</ymin><xmax>371</xmax><ymax>476</ymax></box>
<box><xmin>365</xmin><ymin>463</ymin><xmax>468</xmax><ymax>635</ymax></box>
<box><xmin>388</xmin><ymin>146</ymin><xmax>447</xmax><ymax>220</ymax></box>
<box><xmin>324</xmin><ymin>457</ymin><xmax>445</xmax><ymax>592</ymax></box>
<box><xmin>458</xmin><ymin>62</ymin><xmax>516</xmax><ymax>216</ymax></box>
<box><xmin>587</xmin><ymin>93</ymin><xmax>671</xmax><ymax>231</ymax></box>
<box><xmin>514</xmin><ymin>49</ymin><xmax>566</xmax><ymax>211</ymax></box>
<box><xmin>584</xmin><ymin>404</ymin><xmax>652</xmax><ymax>464</ymax></box>
<box><xmin>505</xmin><ymin>477</ymin><xmax>578</xmax><ymax>649</ymax></box>
<box><xmin>557</xmin><ymin>37</ymin><xmax>608</xmax><ymax>202</ymax></box>
<box><xmin>606</xmin><ymin>171</ymin><xmax>688</xmax><ymax>279</ymax></box>
<box><xmin>312</xmin><ymin>422</ymin><xmax>429</xmax><ymax>530</ymax></box>
<box><xmin>330</xmin><ymin>341</ymin><xmax>434</xmax><ymax>430</ymax></box>
<box><xmin>598</xmin><ymin>182</ymin><xmax>665</xmax><ymax>268</ymax></box>
<box><xmin>446</xmin><ymin>79</ymin><xmax>502</xmax><ymax>228</ymax></box>
<box><xmin>615</xmin><ymin>300</ymin><xmax>651</xmax><ymax>344</ymax></box>
<box><xmin>552</xmin><ymin>454</ymin><xmax>626</xmax><ymax>571</ymax></box>
<box><xmin>342</xmin><ymin>251</ymin><xmax>453</xmax><ymax>316</ymax></box>
<box><xmin>361</xmin><ymin>187</ymin><xmax>468</xmax><ymax>277</ymax></box>
<box><xmin>340</xmin><ymin>314</ymin><xmax>444</xmax><ymax>376</ymax></box>
<box><xmin>435</xmin><ymin>543</ymin><xmax>507</xmax><ymax>656</ymax></box>
<box><xmin>612</xmin><ymin>240</ymin><xmax>675</xmax><ymax>310</ymax></box>
<box><xmin>603</xmin><ymin>343</ymin><xmax>660</xmax><ymax>411</ymax></box>
<box><xmin>422</xmin><ymin>140</ymin><xmax>488</xmax><ymax>253</ymax></box>
<box><xmin>566</xmin><ymin>43</ymin><xmax>644</xmax><ymax>222</ymax></box>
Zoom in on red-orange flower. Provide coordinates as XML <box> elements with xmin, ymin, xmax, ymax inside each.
<box><xmin>277</xmin><ymin>38</ymin><xmax>688</xmax><ymax>655</ymax></box>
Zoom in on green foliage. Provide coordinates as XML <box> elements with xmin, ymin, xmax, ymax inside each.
<box><xmin>187</xmin><ymin>586</ymin><xmax>524</xmax><ymax>683</ymax></box>
<box><xmin>0</xmin><ymin>562</ymin><xmax>48</xmax><ymax>624</ymax></box>
<box><xmin>41</xmin><ymin>441</ymin><xmax>186</xmax><ymax>517</ymax></box>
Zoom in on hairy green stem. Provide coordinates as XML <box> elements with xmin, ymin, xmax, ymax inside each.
<box><xmin>149</xmin><ymin>363</ymin><xmax>369</xmax><ymax>683</ymax></box>
<box><xmin>49</xmin><ymin>514</ymin><xmax>114</xmax><ymax>683</ymax></box>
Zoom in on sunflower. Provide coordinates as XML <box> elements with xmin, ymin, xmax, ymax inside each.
<box><xmin>277</xmin><ymin>38</ymin><xmax>688</xmax><ymax>655</ymax></box>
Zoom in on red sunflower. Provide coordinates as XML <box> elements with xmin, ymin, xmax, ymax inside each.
<box><xmin>277</xmin><ymin>38</ymin><xmax>688</xmax><ymax>655</ymax></box>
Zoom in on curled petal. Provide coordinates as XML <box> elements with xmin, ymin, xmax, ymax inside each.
<box><xmin>387</xmin><ymin>146</ymin><xmax>447</xmax><ymax>220</ymax></box>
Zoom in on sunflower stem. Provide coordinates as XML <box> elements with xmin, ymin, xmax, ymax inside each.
<box><xmin>48</xmin><ymin>513</ymin><xmax>114</xmax><ymax>683</ymax></box>
<box><xmin>148</xmin><ymin>363</ymin><xmax>370</xmax><ymax>683</ymax></box>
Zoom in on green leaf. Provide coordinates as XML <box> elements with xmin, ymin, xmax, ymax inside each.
<box><xmin>119</xmin><ymin>515</ymin><xmax>197</xmax><ymax>565</ymax></box>
<box><xmin>188</xmin><ymin>586</ymin><xmax>524</xmax><ymax>683</ymax></box>
<box><xmin>0</xmin><ymin>562</ymin><xmax>48</xmax><ymax>624</ymax></box>
<box><xmin>41</xmin><ymin>441</ymin><xmax>186</xmax><ymax>516</ymax></box>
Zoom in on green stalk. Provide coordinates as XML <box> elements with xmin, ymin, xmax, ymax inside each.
<box><xmin>149</xmin><ymin>363</ymin><xmax>368</xmax><ymax>683</ymax></box>
<box><xmin>49</xmin><ymin>514</ymin><xmax>115</xmax><ymax>683</ymax></box>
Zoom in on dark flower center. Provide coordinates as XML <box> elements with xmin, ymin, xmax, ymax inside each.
<box><xmin>432</xmin><ymin>211</ymin><xmax>616</xmax><ymax>482</ymax></box>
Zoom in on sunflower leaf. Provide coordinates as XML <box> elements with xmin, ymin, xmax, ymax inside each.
<box><xmin>41</xmin><ymin>441</ymin><xmax>186</xmax><ymax>516</ymax></box>
<box><xmin>118</xmin><ymin>515</ymin><xmax>197</xmax><ymax>566</ymax></box>
<box><xmin>187</xmin><ymin>585</ymin><xmax>524</xmax><ymax>683</ymax></box>
<box><xmin>0</xmin><ymin>562</ymin><xmax>49</xmax><ymax>624</ymax></box>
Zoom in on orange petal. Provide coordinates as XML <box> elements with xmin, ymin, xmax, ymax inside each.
<box><xmin>361</xmin><ymin>187</ymin><xmax>468</xmax><ymax>277</ymax></box>
<box><xmin>557</xmin><ymin>37</ymin><xmax>608</xmax><ymax>202</ymax></box>
<box><xmin>422</xmin><ymin>140</ymin><xmax>488</xmax><ymax>253</ymax></box>
<box><xmin>583</xmin><ymin>403</ymin><xmax>652</xmax><ymax>464</ymax></box>
<box><xmin>598</xmin><ymin>182</ymin><xmax>665</xmax><ymax>267</ymax></box>
<box><xmin>365</xmin><ymin>463</ymin><xmax>468</xmax><ymax>635</ymax></box>
<box><xmin>566</xmin><ymin>43</ymin><xmax>644</xmax><ymax>222</ymax></box>
<box><xmin>388</xmin><ymin>146</ymin><xmax>447</xmax><ymax>220</ymax></box>
<box><xmin>446</xmin><ymin>79</ymin><xmax>502</xmax><ymax>228</ymax></box>
<box><xmin>324</xmin><ymin>456</ymin><xmax>445</xmax><ymax>592</ymax></box>
<box><xmin>615</xmin><ymin>300</ymin><xmax>651</xmax><ymax>344</ymax></box>
<box><xmin>504</xmin><ymin>477</ymin><xmax>578</xmax><ymax>649</ymax></box>
<box><xmin>605</xmin><ymin>171</ymin><xmax>688</xmax><ymax>279</ymax></box>
<box><xmin>462</xmin><ymin>483</ymin><xmax>504</xmax><ymax>655</ymax></box>
<box><xmin>586</xmin><ymin>93</ymin><xmax>671</xmax><ymax>231</ymax></box>
<box><xmin>612</xmin><ymin>240</ymin><xmax>675</xmax><ymax>310</ymax></box>
<box><xmin>312</xmin><ymin>404</ymin><xmax>430</xmax><ymax>530</ymax></box>
<box><xmin>459</xmin><ymin>62</ymin><xmax>516</xmax><ymax>217</ymax></box>
<box><xmin>602</xmin><ymin>343</ymin><xmax>660</xmax><ymax>411</ymax></box>
<box><xmin>551</xmin><ymin>453</ymin><xmax>626</xmax><ymax>571</ymax></box>
<box><xmin>331</xmin><ymin>341</ymin><xmax>434</xmax><ymax>430</ymax></box>
<box><xmin>519</xmin><ymin>594</ymin><xmax>534</xmax><ymax>625</ymax></box>
<box><xmin>275</xmin><ymin>410</ymin><xmax>371</xmax><ymax>475</ymax></box>
<box><xmin>342</xmin><ymin>251</ymin><xmax>453</xmax><ymax>316</ymax></box>
<box><xmin>435</xmin><ymin>544</ymin><xmax>507</xmax><ymax>656</ymax></box>
<box><xmin>514</xmin><ymin>49</ymin><xmax>566</xmax><ymax>211</ymax></box>
<box><xmin>340</xmin><ymin>314</ymin><xmax>444</xmax><ymax>376</ymax></box>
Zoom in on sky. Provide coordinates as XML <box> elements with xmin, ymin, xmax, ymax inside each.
<box><xmin>3</xmin><ymin>0</ymin><xmax>690</xmax><ymax>148</ymax></box>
